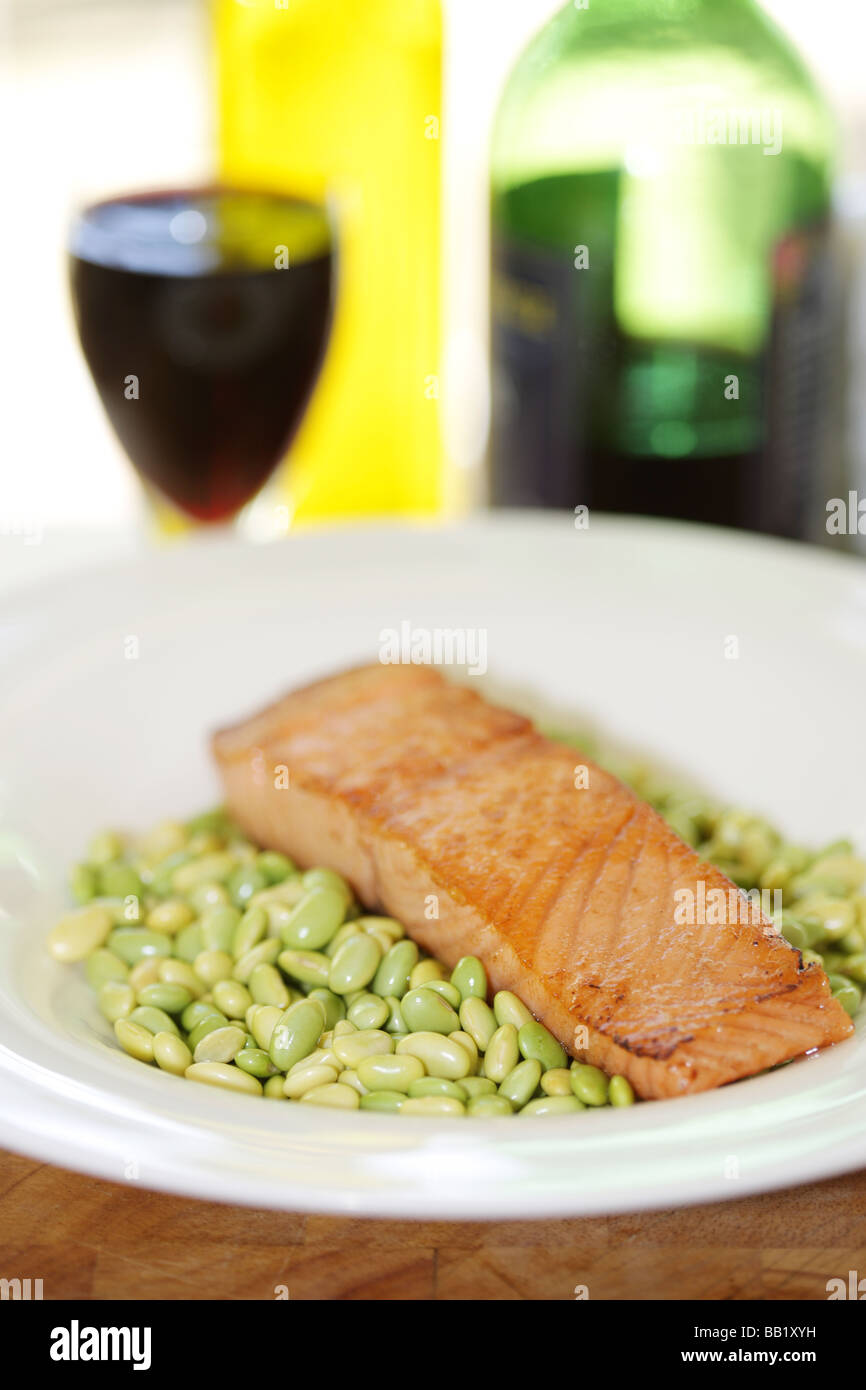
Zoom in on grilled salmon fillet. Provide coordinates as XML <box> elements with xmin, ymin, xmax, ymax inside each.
<box><xmin>213</xmin><ymin>664</ymin><xmax>852</xmax><ymax>1099</ymax></box>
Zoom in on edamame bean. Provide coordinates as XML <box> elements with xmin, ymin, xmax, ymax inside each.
<box><xmin>250</xmin><ymin>1004</ymin><xmax>283</xmax><ymax>1051</ymax></box>
<box><xmin>796</xmin><ymin>897</ymin><xmax>856</xmax><ymax>941</ymax></box>
<box><xmin>153</xmin><ymin>1031</ymin><xmax>192</xmax><ymax>1076</ymax></box>
<box><xmin>841</xmin><ymin>952</ymin><xmax>866</xmax><ymax>984</ymax></box>
<box><xmin>181</xmin><ymin>1000</ymin><xmax>222</xmax><ymax>1032</ymax></box>
<box><xmin>235</xmin><ymin>1047</ymin><xmax>276</xmax><ymax>1079</ymax></box>
<box><xmin>289</xmin><ymin>1047</ymin><xmax>338</xmax><ymax>1074</ymax></box>
<box><xmin>372</xmin><ymin>940</ymin><xmax>419</xmax><ymax>998</ymax></box>
<box><xmin>468</xmin><ymin>1095</ymin><xmax>514</xmax><ymax>1117</ymax></box>
<box><xmin>98</xmin><ymin>980</ymin><xmax>136</xmax><ymax>1023</ymax></box>
<box><xmin>97</xmin><ymin>863</ymin><xmax>141</xmax><ymax>901</ymax></box>
<box><xmin>449</xmin><ymin>1031</ymin><xmax>479</xmax><ymax>1068</ymax></box>
<box><xmin>498</xmin><ymin>1058</ymin><xmax>541</xmax><ymax>1110</ymax></box>
<box><xmin>199</xmin><ymin>904</ymin><xmax>241</xmax><ymax>952</ymax></box>
<box><xmin>228</xmin><ymin>864</ymin><xmax>269</xmax><ymax>909</ymax></box>
<box><xmin>150</xmin><ymin>849</ymin><xmax>193</xmax><ymax>897</ymax></box>
<box><xmin>384</xmin><ymin>996</ymin><xmax>407</xmax><ymax>1034</ymax></box>
<box><xmin>828</xmin><ymin>974</ymin><xmax>862</xmax><ymax>1017</ymax></box>
<box><xmin>185</xmin><ymin>1062</ymin><xmax>263</xmax><ymax>1096</ymax></box>
<box><xmin>128</xmin><ymin>957</ymin><xmax>162</xmax><ymax>992</ymax></box>
<box><xmin>85</xmin><ymin>948</ymin><xmax>129</xmax><ymax>991</ymax></box>
<box><xmin>356</xmin><ymin>1054</ymin><xmax>424</xmax><ymax>1093</ymax></box>
<box><xmin>193</xmin><ymin>1024</ymin><xmax>247</xmax><ymax>1064</ymax></box>
<box><xmin>129</xmin><ymin>1005</ymin><xmax>181</xmax><ymax>1038</ymax></box>
<box><xmin>48</xmin><ymin>905</ymin><xmax>114</xmax><ymax>962</ymax></box>
<box><xmin>332</xmin><ymin>1030</ymin><xmax>394</xmax><ymax>1069</ymax></box>
<box><xmin>263</xmin><ymin>1075</ymin><xmax>288</xmax><ymax>1099</ymax></box>
<box><xmin>188</xmin><ymin>1011</ymin><xmax>231</xmax><ymax>1049</ymax></box>
<box><xmin>97</xmin><ymin>856</ymin><xmax>139</xmax><ymax>900</ymax></box>
<box><xmin>158</xmin><ymin>959</ymin><xmax>203</xmax><ymax>998</ymax></box>
<box><xmin>359</xmin><ymin>1090</ymin><xmax>405</xmax><ymax>1112</ymax></box>
<box><xmin>355</xmin><ymin>914</ymin><xmax>401</xmax><ymax>940</ymax></box>
<box><xmin>302</xmin><ymin>866</ymin><xmax>352</xmax><ymax>903</ymax></box>
<box><xmin>450</xmin><ymin>955</ymin><xmax>487</xmax><ymax>1002</ymax></box>
<box><xmin>104</xmin><ymin>894</ymin><xmax>144</xmax><ymax>926</ymax></box>
<box><xmin>459</xmin><ymin>997</ymin><xmax>498</xmax><ymax>1051</ymax></box>
<box><xmin>329</xmin><ymin>933</ymin><xmax>382</xmax><ymax>995</ymax></box>
<box><xmin>187</xmin><ymin>881</ymin><xmax>230</xmax><ymax>913</ymax></box>
<box><xmin>247</xmin><ymin>963</ymin><xmax>290</xmax><ymax>1008</ymax></box>
<box><xmin>88</xmin><ymin>830</ymin><xmax>125</xmax><ymax>866</ymax></box>
<box><xmin>492</xmin><ymin>991</ymin><xmax>533</xmax><ymax>1030</ymax></box>
<box><xmin>300</xmin><ymin>1083</ymin><xmax>360</xmax><ymax>1109</ymax></box>
<box><xmin>172</xmin><ymin>852</ymin><xmax>238</xmax><ymax>893</ymax></box>
<box><xmin>540</xmin><ymin>1068</ymin><xmax>572</xmax><ymax>1097</ymax></box>
<box><xmin>407</xmin><ymin>1077</ymin><xmax>467</xmax><ymax>1101</ymax></box>
<box><xmin>147</xmin><ymin>899</ymin><xmax>196</xmax><ymax>935</ymax></box>
<box><xmin>114</xmin><ymin>1018</ymin><xmax>154</xmax><ymax>1063</ymax></box>
<box><xmin>281</xmin><ymin>887</ymin><xmax>346</xmax><ymax>951</ymax></box>
<box><xmin>336</xmin><ymin>1070</ymin><xmax>367</xmax><ymax>1096</ymax></box>
<box><xmin>138</xmin><ymin>819</ymin><xmax>188</xmax><ymax>864</ymax></box>
<box><xmin>608</xmin><ymin>1075</ymin><xmax>635</xmax><ymax>1107</ymax></box>
<box><xmin>409</xmin><ymin>959</ymin><xmax>445</xmax><ymax>990</ymax></box>
<box><xmin>256</xmin><ymin>851</ymin><xmax>295</xmax><ymax>884</ymax></box>
<box><xmin>232</xmin><ymin>905</ymin><xmax>268</xmax><ymax>959</ymax></box>
<box><xmin>401</xmin><ymin>987</ymin><xmax>459</xmax><ymax>1035</ymax></box>
<box><xmin>108</xmin><ymin>927</ymin><xmax>173</xmax><ymax>967</ymax></box>
<box><xmin>518</xmin><ymin>1020</ymin><xmax>568</xmax><ymax>1072</ymax></box>
<box><xmin>249</xmin><ymin>880</ymin><xmax>308</xmax><ymax>921</ymax></box>
<box><xmin>809</xmin><ymin>853</ymin><xmax>866</xmax><ymax>892</ymax></box>
<box><xmin>483</xmin><ymin>1024</ymin><xmax>520</xmax><ymax>1083</ymax></box>
<box><xmin>185</xmin><ymin>808</ymin><xmax>234</xmax><ymax>837</ymax></box>
<box><xmin>521</xmin><ymin>1096</ymin><xmax>585</xmax><ymax>1116</ymax></box>
<box><xmin>212</xmin><ymin>979</ymin><xmax>253</xmax><ymax>1019</ymax></box>
<box><xmin>570</xmin><ymin>1063</ymin><xmax>609</xmax><ymax>1107</ymax></box>
<box><xmin>278</xmin><ymin>949</ymin><xmax>331</xmax><ymax>988</ymax></box>
<box><xmin>232</xmin><ymin>938</ymin><xmax>281</xmax><ymax>983</ymax></box>
<box><xmin>422</xmin><ymin>979</ymin><xmax>463</xmax><ymax>1010</ymax></box>
<box><xmin>70</xmin><ymin>863</ymin><xmax>98</xmax><ymax>904</ymax></box>
<box><xmin>283</xmin><ymin>1063</ymin><xmax>340</xmax><ymax>1097</ymax></box>
<box><xmin>364</xmin><ymin>928</ymin><xmax>396</xmax><ymax>955</ymax></box>
<box><xmin>193</xmin><ymin>949</ymin><xmax>235</xmax><ymax>987</ymax></box>
<box><xmin>187</xmin><ymin>833</ymin><xmax>224</xmax><ymax>856</ymax></box>
<box><xmin>306</xmin><ymin>988</ymin><xmax>346</xmax><ymax>1030</ymax></box>
<box><xmin>136</xmin><ymin>982</ymin><xmax>192</xmax><ymax>1015</ymax></box>
<box><xmin>174</xmin><ymin>923</ymin><xmax>204</xmax><ymax>963</ymax></box>
<box><xmin>396</xmin><ymin>1032</ymin><xmax>472</xmax><ymax>1080</ymax></box>
<box><xmin>401</xmin><ymin>1096</ymin><xmax>465</xmax><ymax>1116</ymax></box>
<box><xmin>461</xmin><ymin>1076</ymin><xmax>497</xmax><ymax>1099</ymax></box>
<box><xmin>324</xmin><ymin>922</ymin><xmax>364</xmax><ymax>958</ymax></box>
<box><xmin>268</xmin><ymin>1000</ymin><xmax>326</xmax><ymax>1072</ymax></box>
<box><xmin>347</xmin><ymin>993</ymin><xmax>390</xmax><ymax>1031</ymax></box>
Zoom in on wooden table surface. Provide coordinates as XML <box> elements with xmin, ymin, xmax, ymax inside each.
<box><xmin>1</xmin><ymin>1148</ymin><xmax>863</xmax><ymax>1300</ymax></box>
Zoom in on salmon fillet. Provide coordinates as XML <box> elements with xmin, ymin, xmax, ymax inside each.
<box><xmin>213</xmin><ymin>664</ymin><xmax>852</xmax><ymax>1099</ymax></box>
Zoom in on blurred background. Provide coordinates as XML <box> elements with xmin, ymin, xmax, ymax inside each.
<box><xmin>4</xmin><ymin>0</ymin><xmax>866</xmax><ymax>560</ymax></box>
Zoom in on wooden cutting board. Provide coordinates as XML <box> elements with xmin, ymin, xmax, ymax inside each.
<box><xmin>1</xmin><ymin>1149</ymin><xmax>863</xmax><ymax>1300</ymax></box>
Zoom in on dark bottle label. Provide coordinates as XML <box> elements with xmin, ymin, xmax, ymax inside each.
<box><xmin>758</xmin><ymin>222</ymin><xmax>836</xmax><ymax>539</ymax></box>
<box><xmin>490</xmin><ymin>217</ymin><xmax>837</xmax><ymax>538</ymax></box>
<box><xmin>489</xmin><ymin>235</ymin><xmax>585</xmax><ymax>508</ymax></box>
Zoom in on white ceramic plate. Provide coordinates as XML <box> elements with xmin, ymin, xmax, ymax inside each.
<box><xmin>1</xmin><ymin>514</ymin><xmax>865</xmax><ymax>1218</ymax></box>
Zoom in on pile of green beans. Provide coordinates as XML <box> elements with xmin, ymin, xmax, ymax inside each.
<box><xmin>48</xmin><ymin>809</ymin><xmax>635</xmax><ymax>1116</ymax></box>
<box><xmin>548</xmin><ymin>728</ymin><xmax>866</xmax><ymax>1019</ymax></box>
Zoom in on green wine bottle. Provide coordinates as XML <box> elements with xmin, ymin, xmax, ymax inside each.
<box><xmin>489</xmin><ymin>0</ymin><xmax>837</xmax><ymax>538</ymax></box>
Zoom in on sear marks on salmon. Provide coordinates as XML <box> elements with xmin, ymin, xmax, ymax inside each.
<box><xmin>213</xmin><ymin>664</ymin><xmax>852</xmax><ymax>1099</ymax></box>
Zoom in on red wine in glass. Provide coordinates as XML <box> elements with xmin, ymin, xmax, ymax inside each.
<box><xmin>69</xmin><ymin>188</ymin><xmax>333</xmax><ymax>524</ymax></box>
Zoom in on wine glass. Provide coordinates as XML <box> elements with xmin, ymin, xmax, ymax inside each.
<box><xmin>68</xmin><ymin>187</ymin><xmax>334</xmax><ymax>533</ymax></box>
